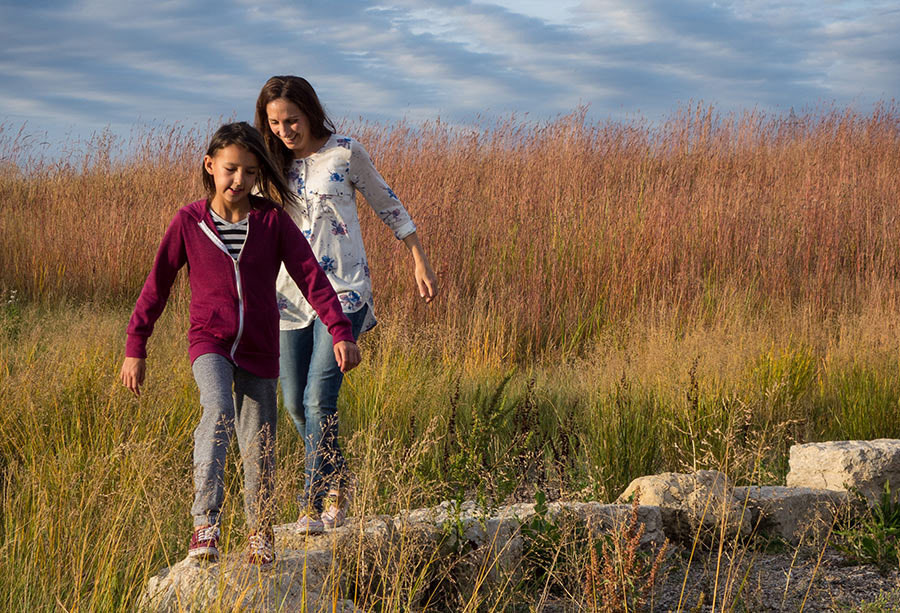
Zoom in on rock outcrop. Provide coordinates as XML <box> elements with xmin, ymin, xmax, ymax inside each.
<box><xmin>733</xmin><ymin>486</ymin><xmax>849</xmax><ymax>543</ymax></box>
<box><xmin>617</xmin><ymin>470</ymin><xmax>751</xmax><ymax>542</ymax></box>
<box><xmin>140</xmin><ymin>500</ymin><xmax>663</xmax><ymax>612</ymax></box>
<box><xmin>140</xmin><ymin>439</ymin><xmax>899</xmax><ymax>611</ymax></box>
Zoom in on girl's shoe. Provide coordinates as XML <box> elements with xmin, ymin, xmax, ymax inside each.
<box><xmin>295</xmin><ymin>507</ymin><xmax>325</xmax><ymax>534</ymax></box>
<box><xmin>248</xmin><ymin>529</ymin><xmax>275</xmax><ymax>567</ymax></box>
<box><xmin>188</xmin><ymin>525</ymin><xmax>220</xmax><ymax>562</ymax></box>
<box><xmin>322</xmin><ymin>489</ymin><xmax>350</xmax><ymax>530</ymax></box>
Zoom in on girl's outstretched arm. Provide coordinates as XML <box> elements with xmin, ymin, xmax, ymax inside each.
<box><xmin>120</xmin><ymin>357</ymin><xmax>146</xmax><ymax>396</ymax></box>
<box><xmin>402</xmin><ymin>232</ymin><xmax>438</xmax><ymax>303</ymax></box>
<box><xmin>123</xmin><ymin>210</ymin><xmax>187</xmax><ymax>397</ymax></box>
<box><xmin>126</xmin><ymin>212</ymin><xmax>188</xmax><ymax>359</ymax></box>
<box><xmin>333</xmin><ymin>340</ymin><xmax>361</xmax><ymax>374</ymax></box>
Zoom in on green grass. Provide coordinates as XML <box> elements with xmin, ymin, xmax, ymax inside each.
<box><xmin>3</xmin><ymin>104</ymin><xmax>900</xmax><ymax>609</ymax></box>
<box><xmin>3</xmin><ymin>298</ymin><xmax>900</xmax><ymax>610</ymax></box>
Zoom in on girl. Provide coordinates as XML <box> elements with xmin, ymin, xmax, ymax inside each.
<box><xmin>119</xmin><ymin>122</ymin><xmax>360</xmax><ymax>566</ymax></box>
<box><xmin>254</xmin><ymin>76</ymin><xmax>437</xmax><ymax>532</ymax></box>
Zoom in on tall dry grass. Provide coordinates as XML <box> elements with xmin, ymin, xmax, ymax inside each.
<box><xmin>3</xmin><ymin>103</ymin><xmax>899</xmax><ymax>360</ymax></box>
<box><xmin>361</xmin><ymin>103</ymin><xmax>900</xmax><ymax>360</ymax></box>
<box><xmin>3</xmin><ymin>104</ymin><xmax>900</xmax><ymax>610</ymax></box>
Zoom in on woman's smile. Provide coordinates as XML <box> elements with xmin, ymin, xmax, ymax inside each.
<box><xmin>266</xmin><ymin>98</ymin><xmax>325</xmax><ymax>158</ymax></box>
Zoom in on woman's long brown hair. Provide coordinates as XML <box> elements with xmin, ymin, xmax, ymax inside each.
<box><xmin>254</xmin><ymin>75</ymin><xmax>336</xmax><ymax>176</ymax></box>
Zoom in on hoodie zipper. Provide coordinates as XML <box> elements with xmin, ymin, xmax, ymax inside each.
<box><xmin>197</xmin><ymin>217</ymin><xmax>247</xmax><ymax>359</ymax></box>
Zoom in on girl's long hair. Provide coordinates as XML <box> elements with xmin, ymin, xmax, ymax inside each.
<box><xmin>254</xmin><ymin>75</ymin><xmax>336</xmax><ymax>175</ymax></box>
<box><xmin>202</xmin><ymin>121</ymin><xmax>298</xmax><ymax>207</ymax></box>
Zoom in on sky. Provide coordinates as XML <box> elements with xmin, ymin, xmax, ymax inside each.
<box><xmin>1</xmin><ymin>0</ymin><xmax>899</xmax><ymax>152</ymax></box>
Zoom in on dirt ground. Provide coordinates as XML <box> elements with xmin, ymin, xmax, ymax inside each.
<box><xmin>651</xmin><ymin>547</ymin><xmax>898</xmax><ymax>612</ymax></box>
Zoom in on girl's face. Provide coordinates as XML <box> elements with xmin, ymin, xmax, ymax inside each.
<box><xmin>266</xmin><ymin>98</ymin><xmax>319</xmax><ymax>157</ymax></box>
<box><xmin>203</xmin><ymin>144</ymin><xmax>259</xmax><ymax>210</ymax></box>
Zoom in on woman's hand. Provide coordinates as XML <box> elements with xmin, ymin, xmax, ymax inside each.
<box><xmin>120</xmin><ymin>357</ymin><xmax>146</xmax><ymax>397</ymax></box>
<box><xmin>415</xmin><ymin>260</ymin><xmax>438</xmax><ymax>303</ymax></box>
<box><xmin>334</xmin><ymin>341</ymin><xmax>361</xmax><ymax>373</ymax></box>
<box><xmin>402</xmin><ymin>231</ymin><xmax>438</xmax><ymax>303</ymax></box>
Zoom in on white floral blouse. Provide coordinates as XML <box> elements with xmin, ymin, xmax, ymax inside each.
<box><xmin>275</xmin><ymin>134</ymin><xmax>417</xmax><ymax>333</ymax></box>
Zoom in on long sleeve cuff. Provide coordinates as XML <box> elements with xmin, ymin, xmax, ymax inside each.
<box><xmin>327</xmin><ymin>316</ymin><xmax>355</xmax><ymax>345</ymax></box>
<box><xmin>393</xmin><ymin>220</ymin><xmax>417</xmax><ymax>241</ymax></box>
<box><xmin>125</xmin><ymin>334</ymin><xmax>148</xmax><ymax>359</ymax></box>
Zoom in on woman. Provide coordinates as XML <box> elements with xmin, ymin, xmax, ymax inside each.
<box><xmin>255</xmin><ymin>75</ymin><xmax>437</xmax><ymax>532</ymax></box>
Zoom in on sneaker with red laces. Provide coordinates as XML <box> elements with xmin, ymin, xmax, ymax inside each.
<box><xmin>322</xmin><ymin>489</ymin><xmax>350</xmax><ymax>530</ymax></box>
<box><xmin>188</xmin><ymin>525</ymin><xmax>220</xmax><ymax>562</ymax></box>
<box><xmin>295</xmin><ymin>506</ymin><xmax>325</xmax><ymax>534</ymax></box>
<box><xmin>247</xmin><ymin>529</ymin><xmax>275</xmax><ymax>567</ymax></box>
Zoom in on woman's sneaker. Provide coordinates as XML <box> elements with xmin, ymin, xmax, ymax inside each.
<box><xmin>247</xmin><ymin>529</ymin><xmax>275</xmax><ymax>567</ymax></box>
<box><xmin>322</xmin><ymin>489</ymin><xmax>350</xmax><ymax>530</ymax></box>
<box><xmin>295</xmin><ymin>506</ymin><xmax>325</xmax><ymax>534</ymax></box>
<box><xmin>188</xmin><ymin>525</ymin><xmax>220</xmax><ymax>562</ymax></box>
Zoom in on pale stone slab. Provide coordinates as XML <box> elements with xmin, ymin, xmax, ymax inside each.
<box><xmin>137</xmin><ymin>494</ymin><xmax>701</xmax><ymax>610</ymax></box>
<box><xmin>140</xmin><ymin>551</ymin><xmax>360</xmax><ymax>612</ymax></box>
<box><xmin>546</xmin><ymin>501</ymin><xmax>666</xmax><ymax>546</ymax></box>
<box><xmin>733</xmin><ymin>486</ymin><xmax>849</xmax><ymax>543</ymax></box>
<box><xmin>617</xmin><ymin>470</ymin><xmax>752</xmax><ymax>541</ymax></box>
<box><xmin>786</xmin><ymin>439</ymin><xmax>900</xmax><ymax>503</ymax></box>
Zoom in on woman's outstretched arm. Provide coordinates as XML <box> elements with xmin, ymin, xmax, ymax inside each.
<box><xmin>402</xmin><ymin>231</ymin><xmax>437</xmax><ymax>303</ymax></box>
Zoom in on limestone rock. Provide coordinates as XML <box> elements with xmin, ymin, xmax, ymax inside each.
<box><xmin>733</xmin><ymin>486</ymin><xmax>849</xmax><ymax>543</ymax></box>
<box><xmin>786</xmin><ymin>439</ymin><xmax>900</xmax><ymax>503</ymax></box>
<box><xmin>276</xmin><ymin>514</ymin><xmax>395</xmax><ymax>551</ymax></box>
<box><xmin>547</xmin><ymin>501</ymin><xmax>666</xmax><ymax>546</ymax></box>
<box><xmin>140</xmin><ymin>551</ymin><xmax>360</xmax><ymax>612</ymax></box>
<box><xmin>145</xmin><ymin>475</ymin><xmax>874</xmax><ymax>612</ymax></box>
<box><xmin>617</xmin><ymin>470</ymin><xmax>751</xmax><ymax>542</ymax></box>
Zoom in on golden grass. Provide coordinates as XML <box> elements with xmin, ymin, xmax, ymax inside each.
<box><xmin>3</xmin><ymin>102</ymin><xmax>899</xmax><ymax>360</ymax></box>
<box><xmin>2</xmin><ymin>103</ymin><xmax>900</xmax><ymax>609</ymax></box>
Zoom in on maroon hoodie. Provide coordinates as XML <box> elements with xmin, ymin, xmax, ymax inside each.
<box><xmin>126</xmin><ymin>196</ymin><xmax>353</xmax><ymax>378</ymax></box>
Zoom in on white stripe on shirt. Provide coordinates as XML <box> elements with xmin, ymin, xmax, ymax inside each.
<box><xmin>210</xmin><ymin>209</ymin><xmax>248</xmax><ymax>260</ymax></box>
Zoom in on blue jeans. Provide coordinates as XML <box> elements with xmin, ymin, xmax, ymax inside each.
<box><xmin>279</xmin><ymin>306</ymin><xmax>367</xmax><ymax>510</ymax></box>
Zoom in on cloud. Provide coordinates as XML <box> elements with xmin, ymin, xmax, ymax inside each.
<box><xmin>0</xmin><ymin>0</ymin><xmax>897</xmax><ymax>150</ymax></box>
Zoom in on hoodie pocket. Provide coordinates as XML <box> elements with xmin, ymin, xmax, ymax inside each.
<box><xmin>203</xmin><ymin>307</ymin><xmax>237</xmax><ymax>341</ymax></box>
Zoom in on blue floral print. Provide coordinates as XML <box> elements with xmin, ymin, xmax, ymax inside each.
<box><xmin>319</xmin><ymin>255</ymin><xmax>336</xmax><ymax>273</ymax></box>
<box><xmin>330</xmin><ymin>219</ymin><xmax>348</xmax><ymax>236</ymax></box>
<box><xmin>339</xmin><ymin>290</ymin><xmax>363</xmax><ymax>310</ymax></box>
<box><xmin>276</xmin><ymin>134</ymin><xmax>416</xmax><ymax>334</ymax></box>
<box><xmin>288</xmin><ymin>166</ymin><xmax>305</xmax><ymax>191</ymax></box>
<box><xmin>378</xmin><ymin>207</ymin><xmax>402</xmax><ymax>223</ymax></box>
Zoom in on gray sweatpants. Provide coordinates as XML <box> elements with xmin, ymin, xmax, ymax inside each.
<box><xmin>190</xmin><ymin>353</ymin><xmax>277</xmax><ymax>530</ymax></box>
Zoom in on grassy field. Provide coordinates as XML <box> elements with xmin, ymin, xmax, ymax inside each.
<box><xmin>1</xmin><ymin>103</ymin><xmax>900</xmax><ymax>610</ymax></box>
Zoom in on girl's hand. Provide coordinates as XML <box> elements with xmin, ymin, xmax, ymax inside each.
<box><xmin>120</xmin><ymin>357</ymin><xmax>146</xmax><ymax>397</ymax></box>
<box><xmin>415</xmin><ymin>261</ymin><xmax>438</xmax><ymax>303</ymax></box>
<box><xmin>334</xmin><ymin>341</ymin><xmax>361</xmax><ymax>373</ymax></box>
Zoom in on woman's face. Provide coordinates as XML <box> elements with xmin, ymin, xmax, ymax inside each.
<box><xmin>266</xmin><ymin>98</ymin><xmax>317</xmax><ymax>157</ymax></box>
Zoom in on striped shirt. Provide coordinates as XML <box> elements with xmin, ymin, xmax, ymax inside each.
<box><xmin>210</xmin><ymin>209</ymin><xmax>248</xmax><ymax>260</ymax></box>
